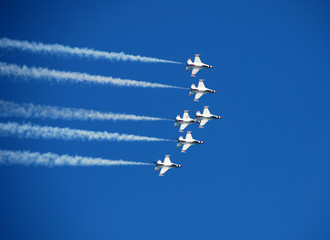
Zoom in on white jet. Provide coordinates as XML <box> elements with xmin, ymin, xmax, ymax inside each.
<box><xmin>153</xmin><ymin>155</ymin><xmax>182</xmax><ymax>176</ymax></box>
<box><xmin>174</xmin><ymin>110</ymin><xmax>200</xmax><ymax>132</ymax></box>
<box><xmin>186</xmin><ymin>54</ymin><xmax>214</xmax><ymax>77</ymax></box>
<box><xmin>189</xmin><ymin>79</ymin><xmax>217</xmax><ymax>102</ymax></box>
<box><xmin>195</xmin><ymin>106</ymin><xmax>222</xmax><ymax>128</ymax></box>
<box><xmin>177</xmin><ymin>131</ymin><xmax>204</xmax><ymax>153</ymax></box>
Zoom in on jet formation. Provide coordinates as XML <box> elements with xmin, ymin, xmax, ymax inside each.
<box><xmin>153</xmin><ymin>54</ymin><xmax>221</xmax><ymax>176</ymax></box>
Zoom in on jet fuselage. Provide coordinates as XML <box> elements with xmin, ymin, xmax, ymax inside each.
<box><xmin>190</xmin><ymin>87</ymin><xmax>217</xmax><ymax>94</ymax></box>
<box><xmin>187</xmin><ymin>63</ymin><xmax>213</xmax><ymax>69</ymax></box>
<box><xmin>175</xmin><ymin>118</ymin><xmax>199</xmax><ymax>124</ymax></box>
<box><xmin>195</xmin><ymin>114</ymin><xmax>222</xmax><ymax>120</ymax></box>
<box><xmin>177</xmin><ymin>139</ymin><xmax>204</xmax><ymax>145</ymax></box>
<box><xmin>155</xmin><ymin>163</ymin><xmax>182</xmax><ymax>168</ymax></box>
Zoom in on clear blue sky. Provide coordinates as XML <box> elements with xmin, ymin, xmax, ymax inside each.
<box><xmin>1</xmin><ymin>0</ymin><xmax>330</xmax><ymax>239</ymax></box>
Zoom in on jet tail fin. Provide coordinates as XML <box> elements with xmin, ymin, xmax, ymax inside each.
<box><xmin>187</xmin><ymin>58</ymin><xmax>193</xmax><ymax>64</ymax></box>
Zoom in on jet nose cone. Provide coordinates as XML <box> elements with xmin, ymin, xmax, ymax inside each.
<box><xmin>219</xmin><ymin>116</ymin><xmax>222</xmax><ymax>119</ymax></box>
<box><xmin>214</xmin><ymin>90</ymin><xmax>217</xmax><ymax>93</ymax></box>
<box><xmin>201</xmin><ymin>141</ymin><xmax>205</xmax><ymax>144</ymax></box>
<box><xmin>179</xmin><ymin>165</ymin><xmax>183</xmax><ymax>168</ymax></box>
<box><xmin>211</xmin><ymin>66</ymin><xmax>214</xmax><ymax>68</ymax></box>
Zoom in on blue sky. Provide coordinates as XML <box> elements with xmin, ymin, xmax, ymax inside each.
<box><xmin>0</xmin><ymin>0</ymin><xmax>330</xmax><ymax>239</ymax></box>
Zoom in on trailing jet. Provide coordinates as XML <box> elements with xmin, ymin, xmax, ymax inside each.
<box><xmin>195</xmin><ymin>106</ymin><xmax>222</xmax><ymax>128</ymax></box>
<box><xmin>152</xmin><ymin>155</ymin><xmax>182</xmax><ymax>176</ymax></box>
<box><xmin>174</xmin><ymin>110</ymin><xmax>200</xmax><ymax>132</ymax></box>
<box><xmin>189</xmin><ymin>79</ymin><xmax>217</xmax><ymax>102</ymax></box>
<box><xmin>177</xmin><ymin>131</ymin><xmax>204</xmax><ymax>153</ymax></box>
<box><xmin>186</xmin><ymin>54</ymin><xmax>214</xmax><ymax>77</ymax></box>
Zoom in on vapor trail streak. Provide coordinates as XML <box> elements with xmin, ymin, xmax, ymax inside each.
<box><xmin>0</xmin><ymin>37</ymin><xmax>181</xmax><ymax>64</ymax></box>
<box><xmin>0</xmin><ymin>149</ymin><xmax>151</xmax><ymax>167</ymax></box>
<box><xmin>0</xmin><ymin>122</ymin><xmax>170</xmax><ymax>142</ymax></box>
<box><xmin>0</xmin><ymin>62</ymin><xmax>184</xmax><ymax>89</ymax></box>
<box><xmin>0</xmin><ymin>100</ymin><xmax>168</xmax><ymax>121</ymax></box>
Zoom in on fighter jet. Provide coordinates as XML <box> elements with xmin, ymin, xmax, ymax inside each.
<box><xmin>152</xmin><ymin>155</ymin><xmax>182</xmax><ymax>176</ymax></box>
<box><xmin>186</xmin><ymin>54</ymin><xmax>214</xmax><ymax>77</ymax></box>
<box><xmin>189</xmin><ymin>79</ymin><xmax>217</xmax><ymax>102</ymax></box>
<box><xmin>177</xmin><ymin>131</ymin><xmax>204</xmax><ymax>153</ymax></box>
<box><xmin>174</xmin><ymin>110</ymin><xmax>200</xmax><ymax>132</ymax></box>
<box><xmin>195</xmin><ymin>106</ymin><xmax>222</xmax><ymax>128</ymax></box>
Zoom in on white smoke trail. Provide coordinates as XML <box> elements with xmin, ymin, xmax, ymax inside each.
<box><xmin>0</xmin><ymin>122</ymin><xmax>170</xmax><ymax>142</ymax></box>
<box><xmin>0</xmin><ymin>37</ymin><xmax>181</xmax><ymax>64</ymax></box>
<box><xmin>0</xmin><ymin>149</ymin><xmax>151</xmax><ymax>167</ymax></box>
<box><xmin>0</xmin><ymin>62</ymin><xmax>184</xmax><ymax>89</ymax></box>
<box><xmin>0</xmin><ymin>100</ymin><xmax>169</xmax><ymax>121</ymax></box>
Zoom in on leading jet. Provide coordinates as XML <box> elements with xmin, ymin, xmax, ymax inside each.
<box><xmin>177</xmin><ymin>131</ymin><xmax>204</xmax><ymax>153</ymax></box>
<box><xmin>152</xmin><ymin>155</ymin><xmax>182</xmax><ymax>176</ymax></box>
<box><xmin>189</xmin><ymin>79</ymin><xmax>217</xmax><ymax>102</ymax></box>
<box><xmin>174</xmin><ymin>110</ymin><xmax>200</xmax><ymax>132</ymax></box>
<box><xmin>195</xmin><ymin>106</ymin><xmax>222</xmax><ymax>128</ymax></box>
<box><xmin>186</xmin><ymin>54</ymin><xmax>214</xmax><ymax>77</ymax></box>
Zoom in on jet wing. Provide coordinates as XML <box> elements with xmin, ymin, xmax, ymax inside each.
<box><xmin>179</xmin><ymin>123</ymin><xmax>189</xmax><ymax>131</ymax></box>
<box><xmin>197</xmin><ymin>80</ymin><xmax>206</xmax><ymax>89</ymax></box>
<box><xmin>186</xmin><ymin>132</ymin><xmax>193</xmax><ymax>141</ymax></box>
<box><xmin>181</xmin><ymin>143</ymin><xmax>191</xmax><ymax>152</ymax></box>
<box><xmin>194</xmin><ymin>54</ymin><xmax>202</xmax><ymax>64</ymax></box>
<box><xmin>159</xmin><ymin>167</ymin><xmax>170</xmax><ymax>176</ymax></box>
<box><xmin>200</xmin><ymin>119</ymin><xmax>209</xmax><ymax>128</ymax></box>
<box><xmin>203</xmin><ymin>106</ymin><xmax>211</xmax><ymax>115</ymax></box>
<box><xmin>183</xmin><ymin>111</ymin><xmax>190</xmax><ymax>120</ymax></box>
<box><xmin>194</xmin><ymin>92</ymin><xmax>204</xmax><ymax>101</ymax></box>
<box><xmin>191</xmin><ymin>68</ymin><xmax>200</xmax><ymax>76</ymax></box>
<box><xmin>163</xmin><ymin>155</ymin><xmax>171</xmax><ymax>165</ymax></box>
